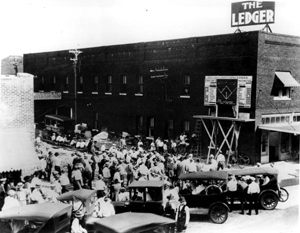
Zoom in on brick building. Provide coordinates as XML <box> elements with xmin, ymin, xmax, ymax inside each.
<box><xmin>0</xmin><ymin>73</ymin><xmax>41</xmax><ymax>177</ymax></box>
<box><xmin>23</xmin><ymin>31</ymin><xmax>300</xmax><ymax>164</ymax></box>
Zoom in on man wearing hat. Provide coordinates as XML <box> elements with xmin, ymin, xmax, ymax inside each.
<box><xmin>94</xmin><ymin>175</ymin><xmax>107</xmax><ymax>198</ymax></box>
<box><xmin>16</xmin><ymin>182</ymin><xmax>29</xmax><ymax>206</ymax></box>
<box><xmin>2</xmin><ymin>189</ymin><xmax>20</xmax><ymax>211</ymax></box>
<box><xmin>237</xmin><ymin>176</ymin><xmax>248</xmax><ymax>215</ymax></box>
<box><xmin>226</xmin><ymin>174</ymin><xmax>237</xmax><ymax>212</ymax></box>
<box><xmin>71</xmin><ymin>210</ymin><xmax>87</xmax><ymax>233</ymax></box>
<box><xmin>208</xmin><ymin>154</ymin><xmax>217</xmax><ymax>170</ymax></box>
<box><xmin>247</xmin><ymin>176</ymin><xmax>260</xmax><ymax>215</ymax></box>
<box><xmin>30</xmin><ymin>180</ymin><xmax>47</xmax><ymax>204</ymax></box>
<box><xmin>175</xmin><ymin>196</ymin><xmax>190</xmax><ymax>233</ymax></box>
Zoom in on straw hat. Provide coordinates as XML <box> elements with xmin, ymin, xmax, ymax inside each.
<box><xmin>74</xmin><ymin>211</ymin><xmax>83</xmax><ymax>218</ymax></box>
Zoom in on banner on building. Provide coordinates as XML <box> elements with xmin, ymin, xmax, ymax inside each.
<box><xmin>204</xmin><ymin>76</ymin><xmax>252</xmax><ymax>108</ymax></box>
<box><xmin>34</xmin><ymin>92</ymin><xmax>62</xmax><ymax>100</ymax></box>
<box><xmin>231</xmin><ymin>1</ymin><xmax>275</xmax><ymax>27</ymax></box>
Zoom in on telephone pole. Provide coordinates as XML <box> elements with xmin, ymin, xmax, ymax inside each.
<box><xmin>69</xmin><ymin>49</ymin><xmax>82</xmax><ymax>123</ymax></box>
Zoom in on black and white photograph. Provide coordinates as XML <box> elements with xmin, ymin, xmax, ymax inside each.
<box><xmin>0</xmin><ymin>0</ymin><xmax>299</xmax><ymax>233</ymax></box>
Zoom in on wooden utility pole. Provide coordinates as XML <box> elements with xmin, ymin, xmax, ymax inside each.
<box><xmin>69</xmin><ymin>49</ymin><xmax>82</xmax><ymax>123</ymax></box>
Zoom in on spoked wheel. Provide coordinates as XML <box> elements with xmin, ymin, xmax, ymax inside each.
<box><xmin>243</xmin><ymin>156</ymin><xmax>251</xmax><ymax>165</ymax></box>
<box><xmin>209</xmin><ymin>204</ymin><xmax>228</xmax><ymax>224</ymax></box>
<box><xmin>279</xmin><ymin>187</ymin><xmax>289</xmax><ymax>202</ymax></box>
<box><xmin>260</xmin><ymin>192</ymin><xmax>278</xmax><ymax>210</ymax></box>
<box><xmin>238</xmin><ymin>158</ymin><xmax>246</xmax><ymax>169</ymax></box>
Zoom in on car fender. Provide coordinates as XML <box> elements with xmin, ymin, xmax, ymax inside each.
<box><xmin>259</xmin><ymin>189</ymin><xmax>279</xmax><ymax>200</ymax></box>
<box><xmin>208</xmin><ymin>201</ymin><xmax>230</xmax><ymax>212</ymax></box>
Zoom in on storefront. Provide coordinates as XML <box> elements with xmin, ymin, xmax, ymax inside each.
<box><xmin>259</xmin><ymin>113</ymin><xmax>300</xmax><ymax>163</ymax></box>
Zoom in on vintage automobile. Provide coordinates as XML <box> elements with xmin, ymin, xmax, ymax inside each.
<box><xmin>113</xmin><ymin>180</ymin><xmax>165</xmax><ymax>215</ymax></box>
<box><xmin>179</xmin><ymin>167</ymin><xmax>281</xmax><ymax>224</ymax></box>
<box><xmin>56</xmin><ymin>189</ymin><xmax>97</xmax><ymax>218</ymax></box>
<box><xmin>230</xmin><ymin>167</ymin><xmax>280</xmax><ymax>210</ymax></box>
<box><xmin>86</xmin><ymin>212</ymin><xmax>175</xmax><ymax>233</ymax></box>
<box><xmin>44</xmin><ymin>114</ymin><xmax>75</xmax><ymax>136</ymax></box>
<box><xmin>0</xmin><ymin>203</ymin><xmax>72</xmax><ymax>233</ymax></box>
<box><xmin>179</xmin><ymin>170</ymin><xmax>229</xmax><ymax>224</ymax></box>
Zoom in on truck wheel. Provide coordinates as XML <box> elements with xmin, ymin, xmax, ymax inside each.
<box><xmin>260</xmin><ymin>192</ymin><xmax>278</xmax><ymax>210</ymax></box>
<box><xmin>209</xmin><ymin>204</ymin><xmax>228</xmax><ymax>224</ymax></box>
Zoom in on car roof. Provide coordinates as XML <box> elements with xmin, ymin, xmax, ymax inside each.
<box><xmin>179</xmin><ymin>170</ymin><xmax>228</xmax><ymax>180</ymax></box>
<box><xmin>128</xmin><ymin>180</ymin><xmax>164</xmax><ymax>188</ymax></box>
<box><xmin>0</xmin><ymin>203</ymin><xmax>71</xmax><ymax>221</ymax></box>
<box><xmin>229</xmin><ymin>167</ymin><xmax>278</xmax><ymax>176</ymax></box>
<box><xmin>87</xmin><ymin>212</ymin><xmax>175</xmax><ymax>233</ymax></box>
<box><xmin>45</xmin><ymin>114</ymin><xmax>74</xmax><ymax>122</ymax></box>
<box><xmin>56</xmin><ymin>189</ymin><xmax>97</xmax><ymax>202</ymax></box>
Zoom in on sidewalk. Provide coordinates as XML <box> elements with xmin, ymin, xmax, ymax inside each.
<box><xmin>271</xmin><ymin>161</ymin><xmax>299</xmax><ymax>187</ymax></box>
<box><xmin>246</xmin><ymin>161</ymin><xmax>299</xmax><ymax>187</ymax></box>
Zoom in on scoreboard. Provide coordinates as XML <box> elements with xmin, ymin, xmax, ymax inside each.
<box><xmin>204</xmin><ymin>76</ymin><xmax>252</xmax><ymax>108</ymax></box>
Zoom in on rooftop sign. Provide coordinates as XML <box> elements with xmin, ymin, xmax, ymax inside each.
<box><xmin>231</xmin><ymin>1</ymin><xmax>275</xmax><ymax>27</ymax></box>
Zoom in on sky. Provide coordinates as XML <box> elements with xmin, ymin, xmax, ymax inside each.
<box><xmin>0</xmin><ymin>0</ymin><xmax>299</xmax><ymax>59</ymax></box>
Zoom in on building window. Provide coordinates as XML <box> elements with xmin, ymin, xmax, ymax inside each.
<box><xmin>183</xmin><ymin>120</ymin><xmax>190</xmax><ymax>133</ymax></box>
<box><xmin>51</xmin><ymin>76</ymin><xmax>56</xmax><ymax>91</ymax></box>
<box><xmin>273</xmin><ymin>87</ymin><xmax>291</xmax><ymax>99</ymax></box>
<box><xmin>136</xmin><ymin>115</ymin><xmax>143</xmax><ymax>135</ymax></box>
<box><xmin>78</xmin><ymin>76</ymin><xmax>83</xmax><ymax>92</ymax></box>
<box><xmin>94</xmin><ymin>111</ymin><xmax>99</xmax><ymax>129</ymax></box>
<box><xmin>271</xmin><ymin>71</ymin><xmax>300</xmax><ymax>100</ymax></box>
<box><xmin>94</xmin><ymin>76</ymin><xmax>99</xmax><ymax>92</ymax></box>
<box><xmin>106</xmin><ymin>76</ymin><xmax>112</xmax><ymax>93</ymax></box>
<box><xmin>181</xmin><ymin>74</ymin><xmax>190</xmax><ymax>97</ymax></box>
<box><xmin>148</xmin><ymin>117</ymin><xmax>155</xmax><ymax>137</ymax></box>
<box><xmin>64</xmin><ymin>77</ymin><xmax>69</xmax><ymax>92</ymax></box>
<box><xmin>137</xmin><ymin>75</ymin><xmax>143</xmax><ymax>94</ymax></box>
<box><xmin>120</xmin><ymin>75</ymin><xmax>127</xmax><ymax>93</ymax></box>
<box><xmin>261</xmin><ymin>113</ymin><xmax>293</xmax><ymax>125</ymax></box>
<box><xmin>261</xmin><ymin>131</ymin><xmax>268</xmax><ymax>153</ymax></box>
<box><xmin>169</xmin><ymin>119</ymin><xmax>174</xmax><ymax>130</ymax></box>
<box><xmin>39</xmin><ymin>76</ymin><xmax>44</xmax><ymax>91</ymax></box>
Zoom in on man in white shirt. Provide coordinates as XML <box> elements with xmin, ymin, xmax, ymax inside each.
<box><xmin>216</xmin><ymin>152</ymin><xmax>226</xmax><ymax>170</ymax></box>
<box><xmin>30</xmin><ymin>182</ymin><xmax>47</xmax><ymax>204</ymax></box>
<box><xmin>226</xmin><ymin>174</ymin><xmax>237</xmax><ymax>211</ymax></box>
<box><xmin>97</xmin><ymin>197</ymin><xmax>115</xmax><ymax>218</ymax></box>
<box><xmin>247</xmin><ymin>177</ymin><xmax>260</xmax><ymax>215</ymax></box>
<box><xmin>2</xmin><ymin>190</ymin><xmax>20</xmax><ymax>211</ymax></box>
<box><xmin>186</xmin><ymin>158</ymin><xmax>197</xmax><ymax>173</ymax></box>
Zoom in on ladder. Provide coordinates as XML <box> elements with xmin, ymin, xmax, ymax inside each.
<box><xmin>191</xmin><ymin>119</ymin><xmax>202</xmax><ymax>157</ymax></box>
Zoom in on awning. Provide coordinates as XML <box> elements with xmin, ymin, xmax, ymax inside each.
<box><xmin>0</xmin><ymin>128</ymin><xmax>42</xmax><ymax>173</ymax></box>
<box><xmin>258</xmin><ymin>124</ymin><xmax>300</xmax><ymax>135</ymax></box>
<box><xmin>275</xmin><ymin>72</ymin><xmax>300</xmax><ymax>87</ymax></box>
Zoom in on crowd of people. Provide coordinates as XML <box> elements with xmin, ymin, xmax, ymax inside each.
<box><xmin>0</xmin><ymin>132</ymin><xmax>277</xmax><ymax>233</ymax></box>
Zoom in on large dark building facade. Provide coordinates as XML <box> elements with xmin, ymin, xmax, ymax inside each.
<box><xmin>24</xmin><ymin>31</ymin><xmax>300</xmax><ymax>164</ymax></box>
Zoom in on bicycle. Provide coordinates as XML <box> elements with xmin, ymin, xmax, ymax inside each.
<box><xmin>278</xmin><ymin>187</ymin><xmax>289</xmax><ymax>202</ymax></box>
<box><xmin>228</xmin><ymin>152</ymin><xmax>251</xmax><ymax>169</ymax></box>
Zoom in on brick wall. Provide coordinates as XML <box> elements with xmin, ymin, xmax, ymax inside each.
<box><xmin>0</xmin><ymin>73</ymin><xmax>35</xmax><ymax>142</ymax></box>
<box><xmin>23</xmin><ymin>31</ymin><xmax>300</xmax><ymax>162</ymax></box>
